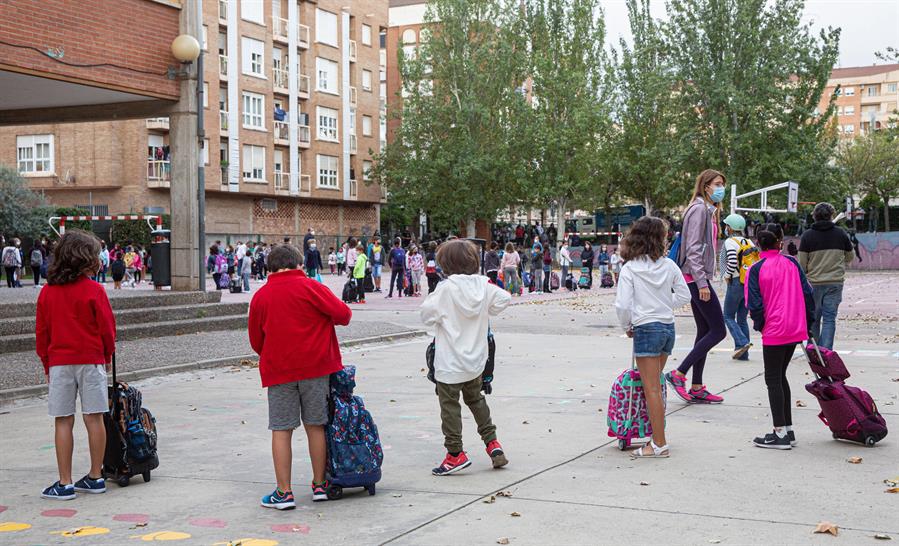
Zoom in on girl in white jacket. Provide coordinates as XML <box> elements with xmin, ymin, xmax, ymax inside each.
<box><xmin>614</xmin><ymin>217</ymin><xmax>691</xmax><ymax>458</ymax></box>
<box><xmin>421</xmin><ymin>239</ymin><xmax>511</xmax><ymax>476</ymax></box>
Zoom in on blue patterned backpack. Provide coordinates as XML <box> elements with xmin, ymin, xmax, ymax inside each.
<box><xmin>325</xmin><ymin>365</ymin><xmax>383</xmax><ymax>499</ymax></box>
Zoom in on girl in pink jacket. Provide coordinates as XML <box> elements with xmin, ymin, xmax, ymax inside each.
<box><xmin>746</xmin><ymin>224</ymin><xmax>814</xmax><ymax>451</ymax></box>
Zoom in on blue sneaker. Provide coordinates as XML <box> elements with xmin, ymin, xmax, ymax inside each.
<box><xmin>73</xmin><ymin>474</ymin><xmax>106</xmax><ymax>494</ymax></box>
<box><xmin>261</xmin><ymin>488</ymin><xmax>295</xmax><ymax>510</ymax></box>
<box><xmin>41</xmin><ymin>481</ymin><xmax>76</xmax><ymax>500</ymax></box>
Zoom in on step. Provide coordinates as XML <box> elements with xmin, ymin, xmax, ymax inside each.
<box><xmin>0</xmin><ymin>302</ymin><xmax>248</xmax><ymax>337</ymax></box>
<box><xmin>0</xmin><ymin>314</ymin><xmax>249</xmax><ymax>354</ymax></box>
<box><xmin>0</xmin><ymin>290</ymin><xmax>222</xmax><ymax>319</ymax></box>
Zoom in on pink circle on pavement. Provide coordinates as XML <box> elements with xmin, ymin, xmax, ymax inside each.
<box><xmin>188</xmin><ymin>517</ymin><xmax>227</xmax><ymax>528</ymax></box>
<box><xmin>113</xmin><ymin>513</ymin><xmax>149</xmax><ymax>523</ymax></box>
<box><xmin>271</xmin><ymin>523</ymin><xmax>310</xmax><ymax>534</ymax></box>
<box><xmin>41</xmin><ymin>509</ymin><xmax>77</xmax><ymax>518</ymax></box>
<box><xmin>0</xmin><ymin>505</ymin><xmax>7</xmax><ymax>514</ymax></box>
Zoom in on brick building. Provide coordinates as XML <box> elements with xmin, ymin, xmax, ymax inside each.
<box><xmin>1</xmin><ymin>0</ymin><xmax>388</xmax><ymax>245</ymax></box>
<box><xmin>818</xmin><ymin>63</ymin><xmax>899</xmax><ymax>139</ymax></box>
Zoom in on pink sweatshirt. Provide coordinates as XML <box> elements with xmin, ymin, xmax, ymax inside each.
<box><xmin>745</xmin><ymin>250</ymin><xmax>814</xmax><ymax>346</ymax></box>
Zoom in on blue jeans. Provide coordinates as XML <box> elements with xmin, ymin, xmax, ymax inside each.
<box><xmin>241</xmin><ymin>272</ymin><xmax>251</xmax><ymax>291</ymax></box>
<box><xmin>372</xmin><ymin>264</ymin><xmax>382</xmax><ymax>279</ymax></box>
<box><xmin>723</xmin><ymin>278</ymin><xmax>750</xmax><ymax>352</ymax></box>
<box><xmin>633</xmin><ymin>322</ymin><xmax>676</xmax><ymax>357</ymax></box>
<box><xmin>811</xmin><ymin>283</ymin><xmax>843</xmax><ymax>350</ymax></box>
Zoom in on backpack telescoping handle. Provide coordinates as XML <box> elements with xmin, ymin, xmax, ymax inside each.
<box><xmin>803</xmin><ymin>338</ymin><xmax>828</xmax><ymax>383</ymax></box>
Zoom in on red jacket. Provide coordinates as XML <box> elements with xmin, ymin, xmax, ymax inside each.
<box><xmin>36</xmin><ymin>275</ymin><xmax>116</xmax><ymax>374</ymax></box>
<box><xmin>248</xmin><ymin>269</ymin><xmax>352</xmax><ymax>387</ymax></box>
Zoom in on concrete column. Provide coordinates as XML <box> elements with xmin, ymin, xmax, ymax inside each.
<box><xmin>170</xmin><ymin>0</ymin><xmax>202</xmax><ymax>291</ymax></box>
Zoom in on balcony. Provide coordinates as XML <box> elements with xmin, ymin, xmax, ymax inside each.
<box><xmin>220</xmin><ymin>110</ymin><xmax>229</xmax><ymax>133</ymax></box>
<box><xmin>273</xmin><ymin>67</ymin><xmax>289</xmax><ymax>93</ymax></box>
<box><xmin>274</xmin><ymin>121</ymin><xmax>289</xmax><ymax>144</ymax></box>
<box><xmin>298</xmin><ymin>25</ymin><xmax>310</xmax><ymax>49</ymax></box>
<box><xmin>273</xmin><ymin>16</ymin><xmax>289</xmax><ymax>43</ymax></box>
<box><xmin>300</xmin><ymin>174</ymin><xmax>311</xmax><ymax>195</ymax></box>
<box><xmin>219</xmin><ymin>54</ymin><xmax>227</xmax><ymax>76</ymax></box>
<box><xmin>147</xmin><ymin>160</ymin><xmax>171</xmax><ymax>187</ymax></box>
<box><xmin>274</xmin><ymin>171</ymin><xmax>289</xmax><ymax>193</ymax></box>
<box><xmin>349</xmin><ymin>40</ymin><xmax>357</xmax><ymax>63</ymax></box>
<box><xmin>299</xmin><ymin>74</ymin><xmax>310</xmax><ymax>98</ymax></box>
<box><xmin>146</xmin><ymin>118</ymin><xmax>169</xmax><ymax>130</ymax></box>
<box><xmin>860</xmin><ymin>91</ymin><xmax>883</xmax><ymax>105</ymax></box>
<box><xmin>218</xmin><ymin>0</ymin><xmax>227</xmax><ymax>24</ymax></box>
<box><xmin>350</xmin><ymin>86</ymin><xmax>357</xmax><ymax>107</ymax></box>
<box><xmin>298</xmin><ymin>124</ymin><xmax>311</xmax><ymax>147</ymax></box>
<box><xmin>350</xmin><ymin>134</ymin><xmax>357</xmax><ymax>155</ymax></box>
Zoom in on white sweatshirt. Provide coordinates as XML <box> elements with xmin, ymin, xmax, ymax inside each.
<box><xmin>420</xmin><ymin>274</ymin><xmax>511</xmax><ymax>384</ymax></box>
<box><xmin>614</xmin><ymin>256</ymin><xmax>691</xmax><ymax>332</ymax></box>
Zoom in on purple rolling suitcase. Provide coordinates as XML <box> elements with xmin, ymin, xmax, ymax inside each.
<box><xmin>804</xmin><ymin>342</ymin><xmax>887</xmax><ymax>447</ymax></box>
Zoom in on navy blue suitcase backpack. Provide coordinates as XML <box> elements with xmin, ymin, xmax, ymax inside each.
<box><xmin>325</xmin><ymin>365</ymin><xmax>383</xmax><ymax>499</ymax></box>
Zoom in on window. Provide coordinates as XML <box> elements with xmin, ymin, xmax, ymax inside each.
<box><xmin>316</xmin><ymin>8</ymin><xmax>338</xmax><ymax>47</ymax></box>
<box><xmin>844</xmin><ymin>124</ymin><xmax>855</xmax><ymax>134</ymax></box>
<box><xmin>274</xmin><ymin>149</ymin><xmax>284</xmax><ymax>173</ymax></box>
<box><xmin>218</xmin><ymin>32</ymin><xmax>227</xmax><ymax>55</ymax></box>
<box><xmin>17</xmin><ymin>134</ymin><xmax>54</xmax><ymax>174</ymax></box>
<box><xmin>888</xmin><ymin>83</ymin><xmax>898</xmax><ymax>93</ymax></box>
<box><xmin>316</xmin><ymin>154</ymin><xmax>339</xmax><ymax>188</ymax></box>
<box><xmin>317</xmin><ymin>106</ymin><xmax>339</xmax><ymax>141</ymax></box>
<box><xmin>361</xmin><ymin>24</ymin><xmax>372</xmax><ymax>46</ymax></box>
<box><xmin>202</xmin><ymin>25</ymin><xmax>208</xmax><ymax>50</ymax></box>
<box><xmin>201</xmin><ymin>139</ymin><xmax>209</xmax><ymax>165</ymax></box>
<box><xmin>349</xmin><ymin>107</ymin><xmax>356</xmax><ymax>132</ymax></box>
<box><xmin>362</xmin><ymin>69</ymin><xmax>372</xmax><ymax>92</ymax></box>
<box><xmin>402</xmin><ymin>29</ymin><xmax>416</xmax><ymax>44</ymax></box>
<box><xmin>844</xmin><ymin>87</ymin><xmax>855</xmax><ymax>96</ymax></box>
<box><xmin>844</xmin><ymin>105</ymin><xmax>854</xmax><ymax>115</ymax></box>
<box><xmin>241</xmin><ymin>0</ymin><xmax>263</xmax><ymax>24</ymax></box>
<box><xmin>242</xmin><ymin>145</ymin><xmax>265</xmax><ymax>181</ymax></box>
<box><xmin>402</xmin><ymin>44</ymin><xmax>416</xmax><ymax>61</ymax></box>
<box><xmin>242</xmin><ymin>91</ymin><xmax>265</xmax><ymax>129</ymax></box>
<box><xmin>242</xmin><ymin>37</ymin><xmax>265</xmax><ymax>77</ymax></box>
<box><xmin>273</xmin><ymin>48</ymin><xmax>283</xmax><ymax>71</ymax></box>
<box><xmin>363</xmin><ymin>160</ymin><xmax>372</xmax><ymax>181</ymax></box>
<box><xmin>203</xmin><ymin>83</ymin><xmax>209</xmax><ymax>108</ymax></box>
<box><xmin>867</xmin><ymin>85</ymin><xmax>879</xmax><ymax>97</ymax></box>
<box><xmin>219</xmin><ymin>141</ymin><xmax>227</xmax><ymax>165</ymax></box>
<box><xmin>219</xmin><ymin>87</ymin><xmax>228</xmax><ymax>111</ymax></box>
<box><xmin>148</xmin><ymin>135</ymin><xmax>164</xmax><ymax>159</ymax></box>
<box><xmin>362</xmin><ymin>115</ymin><xmax>372</xmax><ymax>136</ymax></box>
<box><xmin>316</xmin><ymin>57</ymin><xmax>339</xmax><ymax>94</ymax></box>
<box><xmin>379</xmin><ymin>31</ymin><xmax>386</xmax><ymax>48</ymax></box>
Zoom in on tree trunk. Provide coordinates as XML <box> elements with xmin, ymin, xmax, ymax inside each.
<box><xmin>883</xmin><ymin>199</ymin><xmax>891</xmax><ymax>232</ymax></box>
<box><xmin>466</xmin><ymin>218</ymin><xmax>477</xmax><ymax>238</ymax></box>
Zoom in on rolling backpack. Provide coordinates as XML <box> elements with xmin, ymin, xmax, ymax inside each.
<box><xmin>103</xmin><ymin>354</ymin><xmax>159</xmax><ymax>487</ymax></box>
<box><xmin>325</xmin><ymin>365</ymin><xmax>383</xmax><ymax>499</ymax></box>
<box><xmin>607</xmin><ymin>354</ymin><xmax>666</xmax><ymax>450</ymax></box>
<box><xmin>342</xmin><ymin>279</ymin><xmax>357</xmax><ymax>303</ymax></box>
<box><xmin>578</xmin><ymin>267</ymin><xmax>591</xmax><ymax>288</ymax></box>
<box><xmin>600</xmin><ymin>272</ymin><xmax>614</xmax><ymax>288</ymax></box>
<box><xmin>565</xmin><ymin>273</ymin><xmax>576</xmax><ymax>291</ymax></box>
<box><xmin>550</xmin><ymin>272</ymin><xmax>561</xmax><ymax>290</ymax></box>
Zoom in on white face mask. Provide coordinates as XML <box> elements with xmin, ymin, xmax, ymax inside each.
<box><xmin>310</xmin><ymin>244</ymin><xmax>316</xmax><ymax>249</ymax></box>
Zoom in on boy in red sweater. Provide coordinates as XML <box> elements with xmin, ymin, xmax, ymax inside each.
<box><xmin>36</xmin><ymin>230</ymin><xmax>116</xmax><ymax>500</ymax></box>
<box><xmin>249</xmin><ymin>244</ymin><xmax>352</xmax><ymax>508</ymax></box>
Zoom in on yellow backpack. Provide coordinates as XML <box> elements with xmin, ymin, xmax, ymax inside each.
<box><xmin>735</xmin><ymin>237</ymin><xmax>760</xmax><ymax>284</ymax></box>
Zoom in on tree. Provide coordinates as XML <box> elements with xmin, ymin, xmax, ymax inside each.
<box><xmin>836</xmin><ymin>132</ymin><xmax>899</xmax><ymax>231</ymax></box>
<box><xmin>524</xmin><ymin>0</ymin><xmax>611</xmax><ymax>224</ymax></box>
<box><xmin>372</xmin><ymin>0</ymin><xmax>531</xmax><ymax>236</ymax></box>
<box><xmin>663</xmin><ymin>0</ymin><xmax>841</xmax><ymax>201</ymax></box>
<box><xmin>0</xmin><ymin>165</ymin><xmax>52</xmax><ymax>240</ymax></box>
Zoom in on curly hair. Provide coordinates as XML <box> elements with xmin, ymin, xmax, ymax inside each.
<box><xmin>620</xmin><ymin>217</ymin><xmax>668</xmax><ymax>262</ymax></box>
<box><xmin>47</xmin><ymin>229</ymin><xmax>101</xmax><ymax>285</ymax></box>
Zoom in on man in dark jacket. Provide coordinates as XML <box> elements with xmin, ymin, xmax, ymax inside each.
<box><xmin>798</xmin><ymin>202</ymin><xmax>854</xmax><ymax>349</ymax></box>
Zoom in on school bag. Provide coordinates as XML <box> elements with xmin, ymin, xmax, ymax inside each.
<box><xmin>606</xmin><ymin>355</ymin><xmax>666</xmax><ymax>450</ymax></box>
<box><xmin>103</xmin><ymin>354</ymin><xmax>159</xmax><ymax>487</ymax></box>
<box><xmin>325</xmin><ymin>365</ymin><xmax>383</xmax><ymax>499</ymax></box>
<box><xmin>2</xmin><ymin>247</ymin><xmax>18</xmax><ymax>267</ymax></box>
<box><xmin>578</xmin><ymin>266</ymin><xmax>591</xmax><ymax>288</ymax></box>
<box><xmin>734</xmin><ymin>237</ymin><xmax>760</xmax><ymax>284</ymax></box>
<box><xmin>550</xmin><ymin>272</ymin><xmax>560</xmax><ymax>290</ymax></box>
<box><xmin>30</xmin><ymin>249</ymin><xmax>43</xmax><ymax>267</ymax></box>
<box><xmin>601</xmin><ymin>272</ymin><xmax>614</xmax><ymax>288</ymax></box>
<box><xmin>426</xmin><ymin>331</ymin><xmax>496</xmax><ymax>393</ymax></box>
<box><xmin>111</xmin><ymin>260</ymin><xmax>126</xmax><ymax>281</ymax></box>
<box><xmin>342</xmin><ymin>279</ymin><xmax>357</xmax><ymax>303</ymax></box>
<box><xmin>565</xmin><ymin>273</ymin><xmax>576</xmax><ymax>291</ymax></box>
<box><xmin>804</xmin><ymin>342</ymin><xmax>887</xmax><ymax>447</ymax></box>
<box><xmin>214</xmin><ymin>254</ymin><xmax>227</xmax><ymax>274</ymax></box>
<box><xmin>229</xmin><ymin>276</ymin><xmax>242</xmax><ymax>293</ymax></box>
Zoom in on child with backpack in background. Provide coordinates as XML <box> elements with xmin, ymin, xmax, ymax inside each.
<box><xmin>110</xmin><ymin>252</ymin><xmax>126</xmax><ymax>290</ymax></box>
<box><xmin>353</xmin><ymin>244</ymin><xmax>368</xmax><ymax>304</ymax></box>
<box><xmin>336</xmin><ymin>247</ymin><xmax>346</xmax><ymax>276</ymax></box>
<box><xmin>386</xmin><ymin>238</ymin><xmax>406</xmax><ymax>299</ymax></box>
<box><xmin>746</xmin><ymin>224</ymin><xmax>814</xmax><ymax>450</ymax></box>
<box><xmin>328</xmin><ymin>247</ymin><xmax>337</xmax><ymax>275</ymax></box>
<box><xmin>614</xmin><ymin>218</ymin><xmax>691</xmax><ymax>457</ymax></box>
<box><xmin>721</xmin><ymin>214</ymin><xmax>757</xmax><ymax>361</ymax></box>
<box><xmin>30</xmin><ymin>243</ymin><xmax>44</xmax><ymax>286</ymax></box>
<box><xmin>304</xmin><ymin>239</ymin><xmax>323</xmax><ymax>281</ymax></box>
<box><xmin>408</xmin><ymin>245</ymin><xmax>424</xmax><ymax>296</ymax></box>
<box><xmin>421</xmin><ymin>239</ymin><xmax>512</xmax><ymax>475</ymax></box>
<box><xmin>35</xmin><ymin>230</ymin><xmax>115</xmax><ymax>499</ymax></box>
<box><xmin>248</xmin><ymin>244</ymin><xmax>352</xmax><ymax>507</ymax></box>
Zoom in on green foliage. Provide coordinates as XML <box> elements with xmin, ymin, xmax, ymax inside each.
<box><xmin>110</xmin><ymin>215</ymin><xmax>170</xmax><ymax>248</ymax></box>
<box><xmin>836</xmin><ymin>132</ymin><xmax>899</xmax><ymax>230</ymax></box>
<box><xmin>0</xmin><ymin>165</ymin><xmax>53</xmax><ymax>240</ymax></box>
<box><xmin>52</xmin><ymin>207</ymin><xmax>92</xmax><ymax>236</ymax></box>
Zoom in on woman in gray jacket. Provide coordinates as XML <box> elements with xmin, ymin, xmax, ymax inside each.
<box><xmin>665</xmin><ymin>169</ymin><xmax>728</xmax><ymax>404</ymax></box>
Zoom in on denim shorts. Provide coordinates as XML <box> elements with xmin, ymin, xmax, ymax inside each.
<box><xmin>633</xmin><ymin>322</ymin><xmax>676</xmax><ymax>357</ymax></box>
<box><xmin>372</xmin><ymin>264</ymin><xmax>382</xmax><ymax>278</ymax></box>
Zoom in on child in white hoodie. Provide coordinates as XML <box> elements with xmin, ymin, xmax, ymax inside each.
<box><xmin>614</xmin><ymin>217</ymin><xmax>691</xmax><ymax>458</ymax></box>
<box><xmin>421</xmin><ymin>239</ymin><xmax>512</xmax><ymax>475</ymax></box>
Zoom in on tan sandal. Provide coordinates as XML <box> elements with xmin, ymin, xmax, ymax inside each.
<box><xmin>632</xmin><ymin>441</ymin><xmax>669</xmax><ymax>458</ymax></box>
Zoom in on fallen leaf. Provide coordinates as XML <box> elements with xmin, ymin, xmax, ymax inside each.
<box><xmin>189</xmin><ymin>407</ymin><xmax>197</xmax><ymax>411</ymax></box>
<box><xmin>392</xmin><ymin>494</ymin><xmax>403</xmax><ymax>498</ymax></box>
<box><xmin>510</xmin><ymin>512</ymin><xmax>521</xmax><ymax>517</ymax></box>
<box><xmin>597</xmin><ymin>408</ymin><xmax>603</xmax><ymax>412</ymax></box>
<box><xmin>483</xmin><ymin>496</ymin><xmax>496</xmax><ymax>504</ymax></box>
<box><xmin>420</xmin><ymin>368</ymin><xmax>426</xmax><ymax>372</ymax></box>
<box><xmin>795</xmin><ymin>400</ymin><xmax>807</xmax><ymax>407</ymax></box>
<box><xmin>884</xmin><ymin>477</ymin><xmax>899</xmax><ymax>487</ymax></box>
<box><xmin>886</xmin><ymin>488</ymin><xmax>899</xmax><ymax>494</ymax></box>
<box><xmin>497</xmin><ymin>538</ymin><xmax>510</xmax><ymax>545</ymax></box>
<box><xmin>847</xmin><ymin>456</ymin><xmax>862</xmax><ymax>464</ymax></box>
<box><xmin>873</xmin><ymin>534</ymin><xmax>892</xmax><ymax>540</ymax></box>
<box><xmin>389</xmin><ymin>399</ymin><xmax>396</xmax><ymax>403</ymax></box>
<box><xmin>813</xmin><ymin>521</ymin><xmax>839</xmax><ymax>536</ymax></box>
<box><xmin>639</xmin><ymin>481</ymin><xmax>650</xmax><ymax>486</ymax></box>
<box><xmin>522</xmin><ymin>420</ymin><xmax>529</xmax><ymax>425</ymax></box>
<box><xmin>497</xmin><ymin>491</ymin><xmax>513</xmax><ymax>497</ymax></box>
<box><xmin>240</xmin><ymin>420</ymin><xmax>246</xmax><ymax>425</ymax></box>
<box><xmin>130</xmin><ymin>523</ymin><xmax>148</xmax><ymax>529</ymax></box>
<box><xmin>709</xmin><ymin>540</ymin><xmax>721</xmax><ymax>544</ymax></box>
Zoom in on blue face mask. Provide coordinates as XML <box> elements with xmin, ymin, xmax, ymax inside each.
<box><xmin>710</xmin><ymin>186</ymin><xmax>726</xmax><ymax>203</ymax></box>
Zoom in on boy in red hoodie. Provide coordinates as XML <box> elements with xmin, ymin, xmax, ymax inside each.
<box><xmin>249</xmin><ymin>244</ymin><xmax>352</xmax><ymax>508</ymax></box>
<box><xmin>36</xmin><ymin>230</ymin><xmax>116</xmax><ymax>500</ymax></box>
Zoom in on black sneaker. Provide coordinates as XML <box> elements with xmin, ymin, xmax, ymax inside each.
<box><xmin>753</xmin><ymin>431</ymin><xmax>791</xmax><ymax>450</ymax></box>
<box><xmin>788</xmin><ymin>430</ymin><xmax>797</xmax><ymax>447</ymax></box>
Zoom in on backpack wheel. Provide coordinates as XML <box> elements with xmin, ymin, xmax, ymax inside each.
<box><xmin>142</xmin><ymin>471</ymin><xmax>151</xmax><ymax>482</ymax></box>
<box><xmin>326</xmin><ymin>485</ymin><xmax>343</xmax><ymax>500</ymax></box>
<box><xmin>367</xmin><ymin>484</ymin><xmax>376</xmax><ymax>496</ymax></box>
<box><xmin>865</xmin><ymin>435</ymin><xmax>877</xmax><ymax>447</ymax></box>
<box><xmin>618</xmin><ymin>439</ymin><xmax>628</xmax><ymax>451</ymax></box>
<box><xmin>117</xmin><ymin>476</ymin><xmax>130</xmax><ymax>487</ymax></box>
<box><xmin>832</xmin><ymin>432</ymin><xmax>839</xmax><ymax>440</ymax></box>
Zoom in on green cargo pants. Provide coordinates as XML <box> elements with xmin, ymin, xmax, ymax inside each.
<box><xmin>436</xmin><ymin>377</ymin><xmax>497</xmax><ymax>453</ymax></box>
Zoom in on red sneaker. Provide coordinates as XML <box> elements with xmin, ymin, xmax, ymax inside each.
<box><xmin>486</xmin><ymin>440</ymin><xmax>508</xmax><ymax>468</ymax></box>
<box><xmin>432</xmin><ymin>452</ymin><xmax>471</xmax><ymax>476</ymax></box>
<box><xmin>689</xmin><ymin>385</ymin><xmax>724</xmax><ymax>404</ymax></box>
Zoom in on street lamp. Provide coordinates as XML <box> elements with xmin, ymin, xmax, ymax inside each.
<box><xmin>168</xmin><ymin>34</ymin><xmax>201</xmax><ymax>79</ymax></box>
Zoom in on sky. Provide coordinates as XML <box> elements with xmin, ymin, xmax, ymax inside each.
<box><xmin>601</xmin><ymin>0</ymin><xmax>899</xmax><ymax>68</ymax></box>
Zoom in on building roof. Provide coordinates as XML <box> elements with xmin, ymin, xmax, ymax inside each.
<box><xmin>389</xmin><ymin>0</ymin><xmax>427</xmax><ymax>6</ymax></box>
<box><xmin>830</xmin><ymin>63</ymin><xmax>899</xmax><ymax>79</ymax></box>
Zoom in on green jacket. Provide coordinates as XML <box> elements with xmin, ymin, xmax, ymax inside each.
<box><xmin>353</xmin><ymin>253</ymin><xmax>368</xmax><ymax>279</ymax></box>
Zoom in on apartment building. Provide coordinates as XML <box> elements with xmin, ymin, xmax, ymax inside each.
<box><xmin>819</xmin><ymin>63</ymin><xmax>899</xmax><ymax>139</ymax></box>
<box><xmin>1</xmin><ymin>0</ymin><xmax>388</xmax><ymax>242</ymax></box>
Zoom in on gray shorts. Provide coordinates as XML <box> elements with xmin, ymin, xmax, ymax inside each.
<box><xmin>48</xmin><ymin>364</ymin><xmax>108</xmax><ymax>417</ymax></box>
<box><xmin>267</xmin><ymin>375</ymin><xmax>330</xmax><ymax>430</ymax></box>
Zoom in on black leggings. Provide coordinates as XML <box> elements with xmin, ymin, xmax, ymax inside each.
<box><xmin>427</xmin><ymin>273</ymin><xmax>440</xmax><ymax>294</ymax></box>
<box><xmin>388</xmin><ymin>269</ymin><xmax>404</xmax><ymax>296</ymax></box>
<box><xmin>763</xmin><ymin>343</ymin><xmax>797</xmax><ymax>428</ymax></box>
<box><xmin>677</xmin><ymin>283</ymin><xmax>727</xmax><ymax>385</ymax></box>
<box><xmin>4</xmin><ymin>267</ymin><xmax>15</xmax><ymax>288</ymax></box>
